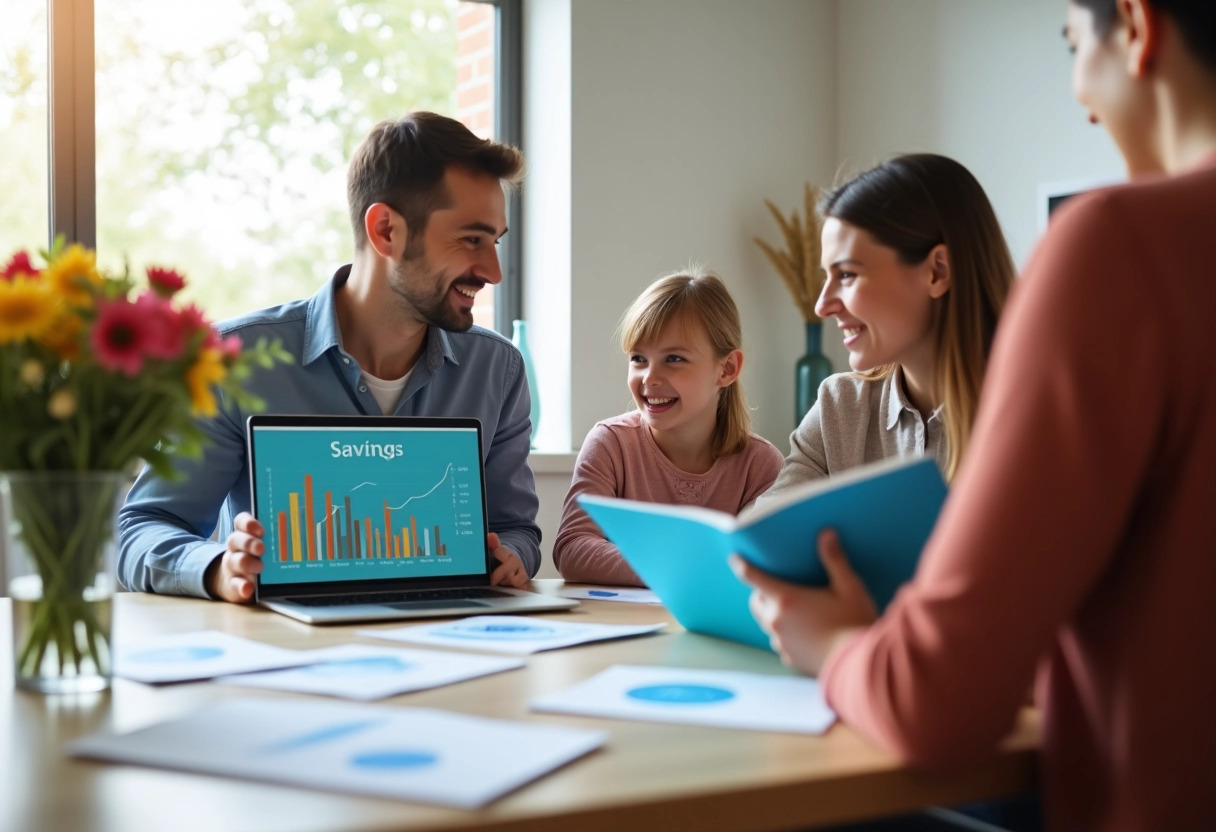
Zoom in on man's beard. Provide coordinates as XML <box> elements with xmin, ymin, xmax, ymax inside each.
<box><xmin>389</xmin><ymin>254</ymin><xmax>484</xmax><ymax>333</ymax></box>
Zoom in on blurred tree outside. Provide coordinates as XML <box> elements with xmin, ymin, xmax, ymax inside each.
<box><xmin>1</xmin><ymin>0</ymin><xmax>485</xmax><ymax>323</ymax></box>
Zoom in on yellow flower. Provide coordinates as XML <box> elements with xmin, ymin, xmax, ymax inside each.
<box><xmin>0</xmin><ymin>274</ymin><xmax>60</xmax><ymax>344</ymax></box>
<box><xmin>186</xmin><ymin>347</ymin><xmax>228</xmax><ymax>417</ymax></box>
<box><xmin>43</xmin><ymin>243</ymin><xmax>103</xmax><ymax>309</ymax></box>
<box><xmin>39</xmin><ymin>311</ymin><xmax>85</xmax><ymax>360</ymax></box>
<box><xmin>47</xmin><ymin>388</ymin><xmax>77</xmax><ymax>420</ymax></box>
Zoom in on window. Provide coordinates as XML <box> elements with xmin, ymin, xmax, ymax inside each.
<box><xmin>2</xmin><ymin>0</ymin><xmax>521</xmax><ymax>331</ymax></box>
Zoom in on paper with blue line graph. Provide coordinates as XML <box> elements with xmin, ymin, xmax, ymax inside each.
<box><xmin>70</xmin><ymin>698</ymin><xmax>607</xmax><ymax>807</ymax></box>
<box><xmin>114</xmin><ymin>630</ymin><xmax>310</xmax><ymax>683</ymax></box>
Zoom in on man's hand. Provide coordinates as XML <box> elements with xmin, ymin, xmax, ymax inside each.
<box><xmin>205</xmin><ymin>511</ymin><xmax>266</xmax><ymax>603</ymax></box>
<box><xmin>487</xmin><ymin>532</ymin><xmax>529</xmax><ymax>588</ymax></box>
<box><xmin>731</xmin><ymin>529</ymin><xmax>878</xmax><ymax>675</ymax></box>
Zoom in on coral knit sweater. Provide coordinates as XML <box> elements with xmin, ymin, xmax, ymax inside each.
<box><xmin>822</xmin><ymin>155</ymin><xmax>1216</xmax><ymax>831</ymax></box>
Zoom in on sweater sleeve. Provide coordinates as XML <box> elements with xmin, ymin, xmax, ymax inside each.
<box><xmin>552</xmin><ymin>424</ymin><xmax>645</xmax><ymax>586</ymax></box>
<box><xmin>821</xmin><ymin>191</ymin><xmax>1167</xmax><ymax>768</ymax></box>
<box><xmin>754</xmin><ymin>392</ymin><xmax>829</xmax><ymax>509</ymax></box>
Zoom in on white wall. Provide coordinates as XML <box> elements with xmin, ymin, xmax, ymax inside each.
<box><xmin>524</xmin><ymin>0</ymin><xmax>1125</xmax><ymax>577</ymax></box>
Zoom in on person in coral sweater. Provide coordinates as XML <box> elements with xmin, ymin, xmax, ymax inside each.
<box><xmin>735</xmin><ymin>1</ymin><xmax>1216</xmax><ymax>829</ymax></box>
<box><xmin>554</xmin><ymin>269</ymin><xmax>782</xmax><ymax>586</ymax></box>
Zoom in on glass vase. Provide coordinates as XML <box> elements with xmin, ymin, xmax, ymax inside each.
<box><xmin>1</xmin><ymin>471</ymin><xmax>127</xmax><ymax>694</ymax></box>
<box><xmin>511</xmin><ymin>319</ymin><xmax>541</xmax><ymax>448</ymax></box>
<box><xmin>794</xmin><ymin>321</ymin><xmax>833</xmax><ymax>427</ymax></box>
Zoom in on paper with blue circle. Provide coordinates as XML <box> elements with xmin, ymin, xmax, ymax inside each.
<box><xmin>114</xmin><ymin>630</ymin><xmax>309</xmax><ymax>684</ymax></box>
<box><xmin>532</xmin><ymin>665</ymin><xmax>836</xmax><ymax>734</ymax></box>
<box><xmin>360</xmin><ymin>615</ymin><xmax>665</xmax><ymax>655</ymax></box>
<box><xmin>70</xmin><ymin>698</ymin><xmax>607</xmax><ymax>808</ymax></box>
<box><xmin>217</xmin><ymin>643</ymin><xmax>524</xmax><ymax>700</ymax></box>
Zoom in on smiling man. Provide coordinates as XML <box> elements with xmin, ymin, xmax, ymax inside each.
<box><xmin>118</xmin><ymin>112</ymin><xmax>541</xmax><ymax>602</ymax></box>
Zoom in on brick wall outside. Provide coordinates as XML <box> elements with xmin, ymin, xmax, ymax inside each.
<box><xmin>456</xmin><ymin>2</ymin><xmax>498</xmax><ymax>329</ymax></box>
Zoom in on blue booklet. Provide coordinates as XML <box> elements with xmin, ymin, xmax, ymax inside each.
<box><xmin>577</xmin><ymin>455</ymin><xmax>947</xmax><ymax>651</ymax></box>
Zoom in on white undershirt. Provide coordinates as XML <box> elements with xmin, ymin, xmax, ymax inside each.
<box><xmin>361</xmin><ymin>367</ymin><xmax>413</xmax><ymax>414</ymax></box>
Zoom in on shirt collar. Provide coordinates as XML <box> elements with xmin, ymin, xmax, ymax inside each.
<box><xmin>301</xmin><ymin>265</ymin><xmax>348</xmax><ymax>366</ymax></box>
<box><xmin>884</xmin><ymin>366</ymin><xmax>944</xmax><ymax>429</ymax></box>
<box><xmin>301</xmin><ymin>264</ymin><xmax>461</xmax><ymax>372</ymax></box>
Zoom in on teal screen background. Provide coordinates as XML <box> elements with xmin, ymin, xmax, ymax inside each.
<box><xmin>252</xmin><ymin>426</ymin><xmax>486</xmax><ymax>585</ymax></box>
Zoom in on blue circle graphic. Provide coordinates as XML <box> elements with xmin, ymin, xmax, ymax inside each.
<box><xmin>305</xmin><ymin>657</ymin><xmax>414</xmax><ymax>676</ymax></box>
<box><xmin>588</xmin><ymin>590</ymin><xmax>619</xmax><ymax>597</ymax></box>
<box><xmin>128</xmin><ymin>646</ymin><xmax>225</xmax><ymax>663</ymax></box>
<box><xmin>439</xmin><ymin>622</ymin><xmax>568</xmax><ymax>640</ymax></box>
<box><xmin>350</xmin><ymin>750</ymin><xmax>439</xmax><ymax>770</ymax></box>
<box><xmin>626</xmin><ymin>684</ymin><xmax>736</xmax><ymax>705</ymax></box>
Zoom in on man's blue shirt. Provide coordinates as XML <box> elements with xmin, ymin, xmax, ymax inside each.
<box><xmin>117</xmin><ymin>267</ymin><xmax>541</xmax><ymax>597</ymax></box>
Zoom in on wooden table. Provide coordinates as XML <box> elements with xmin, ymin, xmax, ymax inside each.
<box><xmin>1</xmin><ymin>583</ymin><xmax>1039</xmax><ymax>832</ymax></box>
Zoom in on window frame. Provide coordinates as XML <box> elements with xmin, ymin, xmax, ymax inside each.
<box><xmin>43</xmin><ymin>0</ymin><xmax>523</xmax><ymax>333</ymax></box>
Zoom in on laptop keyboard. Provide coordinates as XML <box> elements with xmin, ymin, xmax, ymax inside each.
<box><xmin>285</xmin><ymin>587</ymin><xmax>514</xmax><ymax>607</ymax></box>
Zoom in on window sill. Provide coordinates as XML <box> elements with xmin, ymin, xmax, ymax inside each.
<box><xmin>528</xmin><ymin>450</ymin><xmax>577</xmax><ymax>475</ymax></box>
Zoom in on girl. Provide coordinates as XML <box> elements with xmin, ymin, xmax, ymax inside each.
<box><xmin>760</xmin><ymin>153</ymin><xmax>1015</xmax><ymax>505</ymax></box>
<box><xmin>554</xmin><ymin>269</ymin><xmax>782</xmax><ymax>586</ymax></box>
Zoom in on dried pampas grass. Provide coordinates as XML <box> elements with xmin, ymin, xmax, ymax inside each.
<box><xmin>753</xmin><ymin>183</ymin><xmax>824</xmax><ymax>323</ymax></box>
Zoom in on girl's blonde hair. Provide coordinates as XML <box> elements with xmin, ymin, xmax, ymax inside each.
<box><xmin>819</xmin><ymin>154</ymin><xmax>1015</xmax><ymax>482</ymax></box>
<box><xmin>618</xmin><ymin>269</ymin><xmax>752</xmax><ymax>459</ymax></box>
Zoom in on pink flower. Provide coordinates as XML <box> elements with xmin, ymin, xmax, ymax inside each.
<box><xmin>146</xmin><ymin>266</ymin><xmax>186</xmax><ymax>297</ymax></box>
<box><xmin>91</xmin><ymin>298</ymin><xmax>154</xmax><ymax>376</ymax></box>
<box><xmin>134</xmin><ymin>292</ymin><xmax>186</xmax><ymax>360</ymax></box>
<box><xmin>2</xmin><ymin>251</ymin><xmax>40</xmax><ymax>281</ymax></box>
<box><xmin>219</xmin><ymin>333</ymin><xmax>242</xmax><ymax>360</ymax></box>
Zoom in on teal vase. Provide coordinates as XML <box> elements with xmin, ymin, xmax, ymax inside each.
<box><xmin>794</xmin><ymin>321</ymin><xmax>832</xmax><ymax>427</ymax></box>
<box><xmin>511</xmin><ymin>319</ymin><xmax>541</xmax><ymax>447</ymax></box>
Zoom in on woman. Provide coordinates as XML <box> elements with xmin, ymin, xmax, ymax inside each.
<box><xmin>736</xmin><ymin>1</ymin><xmax>1216</xmax><ymax>829</ymax></box>
<box><xmin>759</xmin><ymin>154</ymin><xmax>1013</xmax><ymax>503</ymax></box>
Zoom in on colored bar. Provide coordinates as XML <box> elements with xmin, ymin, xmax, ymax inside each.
<box><xmin>424</xmin><ymin>528</ymin><xmax>431</xmax><ymax>558</ymax></box>
<box><xmin>403</xmin><ymin>528</ymin><xmax>410</xmax><ymax>558</ymax></box>
<box><xmin>289</xmin><ymin>492</ymin><xmax>302</xmax><ymax>562</ymax></box>
<box><xmin>393</xmin><ymin>533</ymin><xmax>400</xmax><ymax>559</ymax></box>
<box><xmin>433</xmin><ymin>525</ymin><xmax>441</xmax><ymax>558</ymax></box>
<box><xmin>277</xmin><ymin>511</ymin><xmax>288</xmax><ymax>562</ymax></box>
<box><xmin>364</xmin><ymin>517</ymin><xmax>372</xmax><ymax>559</ymax></box>
<box><xmin>325</xmin><ymin>491</ymin><xmax>335</xmax><ymax>560</ymax></box>
<box><xmin>410</xmin><ymin>516</ymin><xmax>418</xmax><ymax>557</ymax></box>
<box><xmin>334</xmin><ymin>506</ymin><xmax>343</xmax><ymax>560</ymax></box>
<box><xmin>383</xmin><ymin>501</ymin><xmax>392</xmax><ymax>560</ymax></box>
<box><xmin>344</xmin><ymin>497</ymin><xmax>354</xmax><ymax>559</ymax></box>
<box><xmin>315</xmin><ymin>523</ymin><xmax>324</xmax><ymax>562</ymax></box>
<box><xmin>304</xmin><ymin>474</ymin><xmax>316</xmax><ymax>561</ymax></box>
<box><xmin>373</xmin><ymin>528</ymin><xmax>381</xmax><ymax>559</ymax></box>
<box><xmin>353</xmin><ymin>518</ymin><xmax>361</xmax><ymax>559</ymax></box>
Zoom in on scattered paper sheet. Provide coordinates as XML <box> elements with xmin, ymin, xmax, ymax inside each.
<box><xmin>70</xmin><ymin>698</ymin><xmax>606</xmax><ymax>808</ymax></box>
<box><xmin>216</xmin><ymin>644</ymin><xmax>524</xmax><ymax>700</ymax></box>
<box><xmin>360</xmin><ymin>615</ymin><xmax>665</xmax><ymax>655</ymax></box>
<box><xmin>113</xmin><ymin>630</ymin><xmax>310</xmax><ymax>683</ymax></box>
<box><xmin>531</xmin><ymin>664</ymin><xmax>836</xmax><ymax>734</ymax></box>
<box><xmin>557</xmin><ymin>586</ymin><xmax>662</xmax><ymax>604</ymax></box>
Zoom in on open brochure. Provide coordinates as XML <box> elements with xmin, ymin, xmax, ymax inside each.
<box><xmin>577</xmin><ymin>455</ymin><xmax>947</xmax><ymax>650</ymax></box>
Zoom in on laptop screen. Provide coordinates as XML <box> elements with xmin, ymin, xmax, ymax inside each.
<box><xmin>247</xmin><ymin>416</ymin><xmax>490</xmax><ymax>594</ymax></box>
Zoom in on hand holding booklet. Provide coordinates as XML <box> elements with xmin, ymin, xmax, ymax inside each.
<box><xmin>577</xmin><ymin>455</ymin><xmax>947</xmax><ymax>651</ymax></box>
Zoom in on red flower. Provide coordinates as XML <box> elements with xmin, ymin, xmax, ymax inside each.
<box><xmin>175</xmin><ymin>302</ymin><xmax>219</xmax><ymax>348</ymax></box>
<box><xmin>146</xmin><ymin>266</ymin><xmax>186</xmax><ymax>297</ymax></box>
<box><xmin>134</xmin><ymin>292</ymin><xmax>187</xmax><ymax>360</ymax></box>
<box><xmin>219</xmin><ymin>333</ymin><xmax>242</xmax><ymax>360</ymax></box>
<box><xmin>91</xmin><ymin>298</ymin><xmax>154</xmax><ymax>376</ymax></box>
<box><xmin>2</xmin><ymin>251</ymin><xmax>40</xmax><ymax>281</ymax></box>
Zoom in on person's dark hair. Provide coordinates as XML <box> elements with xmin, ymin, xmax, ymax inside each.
<box><xmin>1072</xmin><ymin>0</ymin><xmax>1216</xmax><ymax>75</ymax></box>
<box><xmin>346</xmin><ymin>111</ymin><xmax>524</xmax><ymax>253</ymax></box>
<box><xmin>819</xmin><ymin>153</ymin><xmax>1015</xmax><ymax>482</ymax></box>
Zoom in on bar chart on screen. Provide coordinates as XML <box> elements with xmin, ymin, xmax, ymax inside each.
<box><xmin>251</xmin><ymin>425</ymin><xmax>487</xmax><ymax>585</ymax></box>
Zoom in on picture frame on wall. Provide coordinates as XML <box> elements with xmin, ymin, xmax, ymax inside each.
<box><xmin>1037</xmin><ymin>175</ymin><xmax>1123</xmax><ymax>231</ymax></box>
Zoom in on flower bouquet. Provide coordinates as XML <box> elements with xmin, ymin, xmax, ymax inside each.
<box><xmin>0</xmin><ymin>239</ymin><xmax>288</xmax><ymax>692</ymax></box>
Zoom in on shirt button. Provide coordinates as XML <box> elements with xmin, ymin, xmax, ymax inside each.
<box><xmin>359</xmin><ymin>385</ymin><xmax>368</xmax><ymax>393</ymax></box>
<box><xmin>342</xmin><ymin>357</ymin><xmax>351</xmax><ymax>364</ymax></box>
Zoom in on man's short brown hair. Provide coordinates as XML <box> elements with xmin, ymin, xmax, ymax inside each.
<box><xmin>346</xmin><ymin>112</ymin><xmax>524</xmax><ymax>252</ymax></box>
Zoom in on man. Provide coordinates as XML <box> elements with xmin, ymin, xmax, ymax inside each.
<box><xmin>737</xmin><ymin>0</ymin><xmax>1216</xmax><ymax>829</ymax></box>
<box><xmin>118</xmin><ymin>112</ymin><xmax>539</xmax><ymax>602</ymax></box>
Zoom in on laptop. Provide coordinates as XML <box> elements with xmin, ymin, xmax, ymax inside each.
<box><xmin>246</xmin><ymin>414</ymin><xmax>577</xmax><ymax>624</ymax></box>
